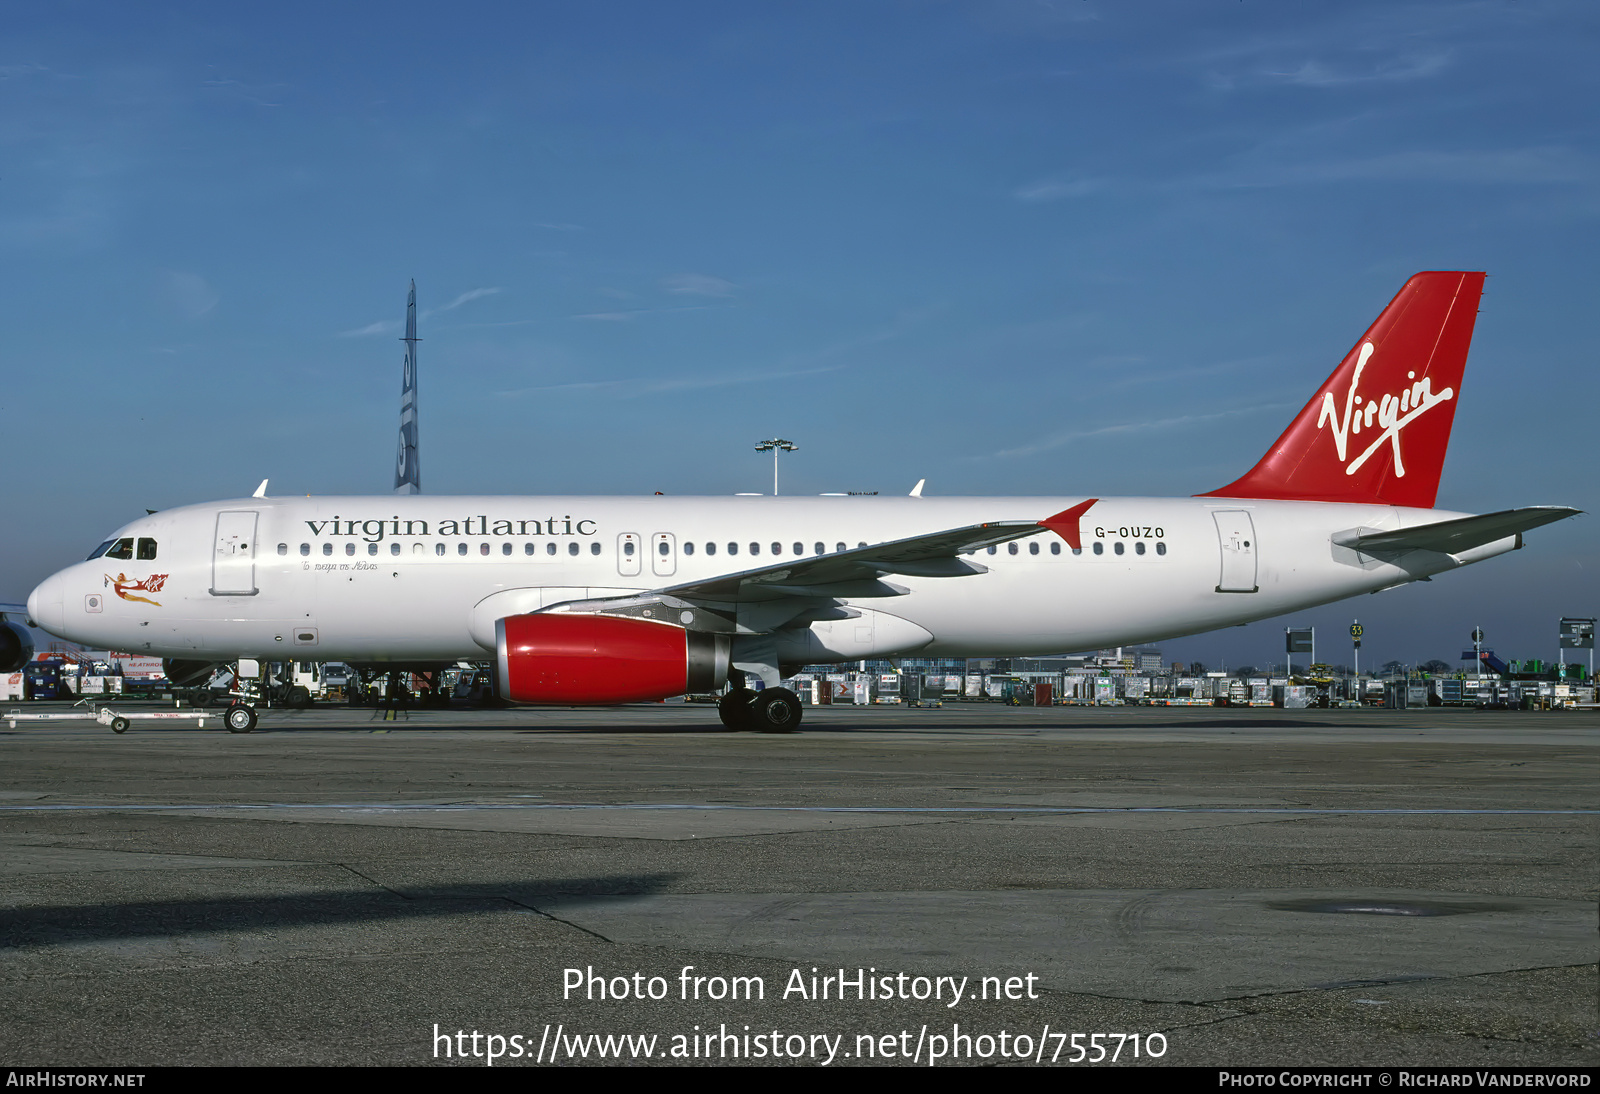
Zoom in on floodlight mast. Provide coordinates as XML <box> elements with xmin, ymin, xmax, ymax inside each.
<box><xmin>754</xmin><ymin>438</ymin><xmax>797</xmax><ymax>495</ymax></box>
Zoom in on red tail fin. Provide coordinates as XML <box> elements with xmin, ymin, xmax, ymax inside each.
<box><xmin>1201</xmin><ymin>271</ymin><xmax>1485</xmax><ymax>509</ymax></box>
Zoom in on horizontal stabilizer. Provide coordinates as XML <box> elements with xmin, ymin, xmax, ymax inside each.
<box><xmin>1333</xmin><ymin>506</ymin><xmax>1579</xmax><ymax>555</ymax></box>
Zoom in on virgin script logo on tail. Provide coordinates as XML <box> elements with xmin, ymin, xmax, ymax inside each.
<box><xmin>1316</xmin><ymin>342</ymin><xmax>1454</xmax><ymax>478</ymax></box>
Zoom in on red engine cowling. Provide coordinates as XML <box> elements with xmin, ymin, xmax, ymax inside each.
<box><xmin>496</xmin><ymin>613</ymin><xmax>730</xmax><ymax>704</ymax></box>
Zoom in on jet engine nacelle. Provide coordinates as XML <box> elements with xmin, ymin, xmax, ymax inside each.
<box><xmin>496</xmin><ymin>613</ymin><xmax>730</xmax><ymax>704</ymax></box>
<box><xmin>0</xmin><ymin>621</ymin><xmax>34</xmax><ymax>673</ymax></box>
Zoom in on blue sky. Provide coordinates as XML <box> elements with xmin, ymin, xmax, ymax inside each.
<box><xmin>3</xmin><ymin>0</ymin><xmax>1595</xmax><ymax>670</ymax></box>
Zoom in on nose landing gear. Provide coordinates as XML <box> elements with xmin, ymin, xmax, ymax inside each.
<box><xmin>225</xmin><ymin>703</ymin><xmax>257</xmax><ymax>733</ymax></box>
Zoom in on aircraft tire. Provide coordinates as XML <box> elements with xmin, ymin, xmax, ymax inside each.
<box><xmin>226</xmin><ymin>704</ymin><xmax>257</xmax><ymax>734</ymax></box>
<box><xmin>717</xmin><ymin>687</ymin><xmax>757</xmax><ymax>730</ymax></box>
<box><xmin>110</xmin><ymin>717</ymin><xmax>129</xmax><ymax>734</ymax></box>
<box><xmin>750</xmin><ymin>688</ymin><xmax>803</xmax><ymax>733</ymax></box>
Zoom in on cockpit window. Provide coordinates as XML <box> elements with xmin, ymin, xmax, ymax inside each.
<box><xmin>136</xmin><ymin>538</ymin><xmax>158</xmax><ymax>561</ymax></box>
<box><xmin>104</xmin><ymin>538</ymin><xmax>135</xmax><ymax>560</ymax></box>
<box><xmin>87</xmin><ymin>540</ymin><xmax>115</xmax><ymax>561</ymax></box>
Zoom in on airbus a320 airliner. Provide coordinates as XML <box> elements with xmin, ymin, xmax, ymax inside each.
<box><xmin>8</xmin><ymin>272</ymin><xmax>1578</xmax><ymax>732</ymax></box>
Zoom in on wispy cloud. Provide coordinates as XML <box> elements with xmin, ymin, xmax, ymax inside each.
<box><xmin>159</xmin><ymin>270</ymin><xmax>218</xmax><ymax>319</ymax></box>
<box><xmin>500</xmin><ymin>311</ymin><xmax>926</xmax><ymax>400</ymax></box>
<box><xmin>1014</xmin><ymin>176</ymin><xmax>1106</xmax><ymax>203</ymax></box>
<box><xmin>423</xmin><ymin>287</ymin><xmax>501</xmax><ymax>317</ymax></box>
<box><xmin>572</xmin><ymin>305</ymin><xmax>720</xmax><ymax>322</ymax></box>
<box><xmin>661</xmin><ymin>272</ymin><xmax>736</xmax><ymax>297</ymax></box>
<box><xmin>1263</xmin><ymin>53</ymin><xmax>1450</xmax><ymax>88</ymax></box>
<box><xmin>978</xmin><ymin>403</ymin><xmax>1292</xmax><ymax>461</ymax></box>
<box><xmin>337</xmin><ymin>319</ymin><xmax>400</xmax><ymax>338</ymax></box>
<box><xmin>1103</xmin><ymin>355</ymin><xmax>1276</xmax><ymax>389</ymax></box>
<box><xmin>497</xmin><ymin>360</ymin><xmax>852</xmax><ymax>400</ymax></box>
<box><xmin>1191</xmin><ymin>7</ymin><xmax>1463</xmax><ymax>93</ymax></box>
<box><xmin>1192</xmin><ymin>145</ymin><xmax>1593</xmax><ymax>189</ymax></box>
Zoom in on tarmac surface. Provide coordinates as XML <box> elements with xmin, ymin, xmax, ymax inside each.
<box><xmin>0</xmin><ymin>700</ymin><xmax>1594</xmax><ymax>1068</ymax></box>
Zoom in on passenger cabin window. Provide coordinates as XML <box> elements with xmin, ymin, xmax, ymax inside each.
<box><xmin>1113</xmin><ymin>541</ymin><xmax>1125</xmax><ymax>556</ymax></box>
<box><xmin>105</xmin><ymin>538</ymin><xmax>135</xmax><ymax>560</ymax></box>
<box><xmin>659</xmin><ymin>541</ymin><xmax>670</xmax><ymax>556</ymax></box>
<box><xmin>502</xmin><ymin>543</ymin><xmax>512</xmax><ymax>556</ymax></box>
<box><xmin>590</xmin><ymin>542</ymin><xmax>600</xmax><ymax>555</ymax></box>
<box><xmin>1156</xmin><ymin>542</ymin><xmax>1167</xmax><ymax>556</ymax></box>
<box><xmin>1135</xmin><ymin>541</ymin><xmax>1146</xmax><ymax>555</ymax></box>
<box><xmin>749</xmin><ymin>543</ymin><xmax>760</xmax><ymax>556</ymax></box>
<box><xmin>480</xmin><ymin>543</ymin><xmax>490</xmax><ymax>556</ymax></box>
<box><xmin>277</xmin><ymin>543</ymin><xmax>288</xmax><ymax>556</ymax></box>
<box><xmin>814</xmin><ymin>542</ymin><xmax>824</xmax><ymax>555</ymax></box>
<box><xmin>728</xmin><ymin>543</ymin><xmax>739</xmax><ymax>555</ymax></box>
<box><xmin>1029</xmin><ymin>542</ymin><xmax>1039</xmax><ymax>555</ymax></box>
<box><xmin>1050</xmin><ymin>542</ymin><xmax>1061</xmax><ymax>555</ymax></box>
<box><xmin>323</xmin><ymin>543</ymin><xmax>334</xmax><ymax>556</ymax></box>
<box><xmin>1092</xmin><ymin>542</ymin><xmax>1103</xmax><ymax>555</ymax></box>
<box><xmin>368</xmin><ymin>543</ymin><xmax>378</xmax><ymax>555</ymax></box>
<box><xmin>457</xmin><ymin>543</ymin><xmax>468</xmax><ymax>556</ymax></box>
<box><xmin>568</xmin><ymin>542</ymin><xmax>579</xmax><ymax>556</ymax></box>
<box><xmin>684</xmin><ymin>542</ymin><xmax>695</xmax><ymax>556</ymax></box>
<box><xmin>346</xmin><ymin>543</ymin><xmax>356</xmax><ymax>556</ymax></box>
<box><xmin>772</xmin><ymin>542</ymin><xmax>782</xmax><ymax>555</ymax></box>
<box><xmin>794</xmin><ymin>542</ymin><xmax>803</xmax><ymax>555</ymax></box>
<box><xmin>706</xmin><ymin>542</ymin><xmax>717</xmax><ymax>556</ymax></box>
<box><xmin>987</xmin><ymin>545</ymin><xmax>997</xmax><ymax>555</ymax></box>
<box><xmin>1008</xmin><ymin>543</ymin><xmax>1018</xmax><ymax>555</ymax></box>
<box><xmin>436</xmin><ymin>543</ymin><xmax>446</xmax><ymax>556</ymax></box>
<box><xmin>525</xmin><ymin>543</ymin><xmax>536</xmax><ymax>555</ymax></box>
<box><xmin>392</xmin><ymin>543</ymin><xmax>401</xmax><ymax>556</ymax></box>
<box><xmin>300</xmin><ymin>543</ymin><xmax>311</xmax><ymax>557</ymax></box>
<box><xmin>835</xmin><ymin>543</ymin><xmax>846</xmax><ymax>553</ymax></box>
<box><xmin>546</xmin><ymin>542</ymin><xmax>556</xmax><ymax>556</ymax></box>
<box><xmin>624</xmin><ymin>542</ymin><xmax>635</xmax><ymax>557</ymax></box>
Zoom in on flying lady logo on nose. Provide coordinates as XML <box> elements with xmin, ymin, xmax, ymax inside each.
<box><xmin>1316</xmin><ymin>341</ymin><xmax>1454</xmax><ymax>478</ymax></box>
<box><xmin>106</xmin><ymin>573</ymin><xmax>169</xmax><ymax>607</ymax></box>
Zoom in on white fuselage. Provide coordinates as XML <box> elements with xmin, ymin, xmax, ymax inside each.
<box><xmin>28</xmin><ymin>493</ymin><xmax>1517</xmax><ymax>666</ymax></box>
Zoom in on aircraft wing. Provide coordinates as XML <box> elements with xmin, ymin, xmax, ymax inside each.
<box><xmin>1334</xmin><ymin>506</ymin><xmax>1580</xmax><ymax>555</ymax></box>
<box><xmin>0</xmin><ymin>603</ymin><xmax>27</xmax><ymax>618</ymax></box>
<box><xmin>656</xmin><ymin>519</ymin><xmax>1042</xmax><ymax>602</ymax></box>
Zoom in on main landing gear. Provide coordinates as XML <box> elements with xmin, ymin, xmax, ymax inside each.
<box><xmin>717</xmin><ymin>687</ymin><xmax>803</xmax><ymax>733</ymax></box>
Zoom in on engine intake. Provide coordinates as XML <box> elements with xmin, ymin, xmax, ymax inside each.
<box><xmin>496</xmin><ymin>613</ymin><xmax>729</xmax><ymax>704</ymax></box>
<box><xmin>0</xmin><ymin>621</ymin><xmax>34</xmax><ymax>673</ymax></box>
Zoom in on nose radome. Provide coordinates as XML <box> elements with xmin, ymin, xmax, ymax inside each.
<box><xmin>28</xmin><ymin>572</ymin><xmax>64</xmax><ymax>635</ymax></box>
